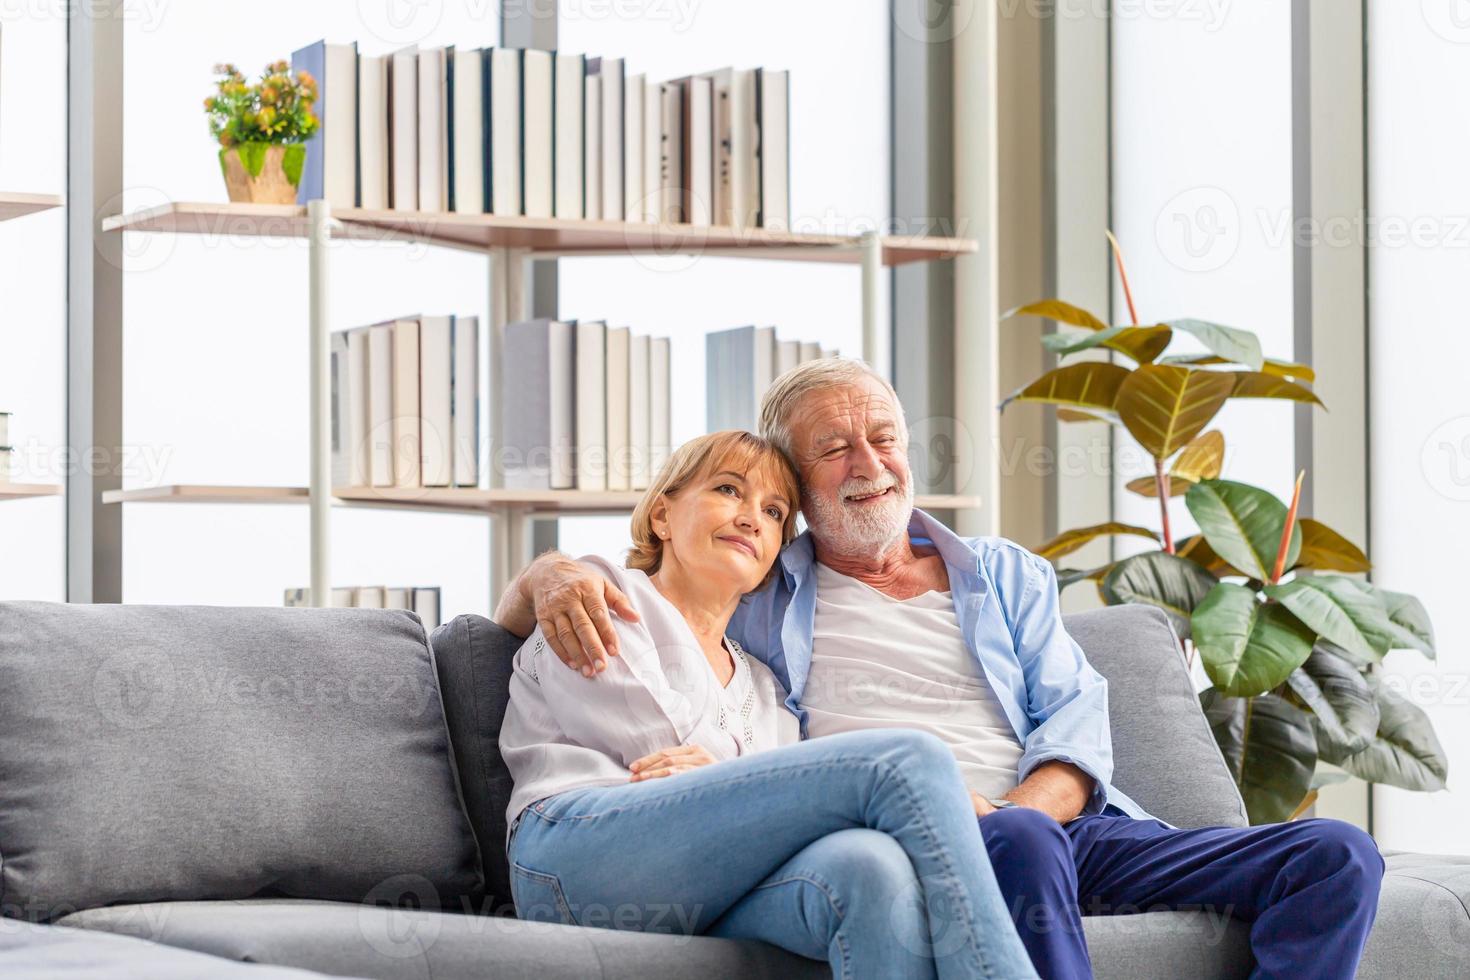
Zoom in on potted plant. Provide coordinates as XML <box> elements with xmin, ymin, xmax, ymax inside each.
<box><xmin>1001</xmin><ymin>233</ymin><xmax>1448</xmax><ymax>825</ymax></box>
<box><xmin>205</xmin><ymin>61</ymin><xmax>319</xmax><ymax>204</ymax></box>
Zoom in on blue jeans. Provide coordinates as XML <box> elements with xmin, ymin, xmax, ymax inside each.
<box><xmin>508</xmin><ymin>729</ymin><xmax>1038</xmax><ymax>980</ymax></box>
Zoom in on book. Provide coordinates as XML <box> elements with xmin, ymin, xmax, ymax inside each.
<box><xmin>391</xmin><ymin>317</ymin><xmax>422</xmax><ymax>487</ymax></box>
<box><xmin>649</xmin><ymin>337</ymin><xmax>672</xmax><ymax>478</ymax></box>
<box><xmin>489</xmin><ymin>47</ymin><xmax>523</xmax><ymax>217</ymax></box>
<box><xmin>681</xmin><ymin>76</ymin><xmax>714</xmax><ymax>226</ymax></box>
<box><xmin>417</xmin><ymin>46</ymin><xmax>449</xmax><ymax>212</ymax></box>
<box><xmin>660</xmin><ymin>82</ymin><xmax>685</xmax><ymax>223</ymax></box>
<box><xmin>452</xmin><ymin>315</ymin><xmax>480</xmax><ymax>487</ymax></box>
<box><xmin>358</xmin><ymin>53</ymin><xmax>391</xmax><ymax>210</ymax></box>
<box><xmin>386</xmin><ymin>587</ymin><xmax>412</xmax><ymax>610</ymax></box>
<box><xmin>775</xmin><ymin>338</ymin><xmax>800</xmax><ymax>378</ymax></box>
<box><xmin>705</xmin><ymin>325</ymin><xmax>774</xmax><ymax>433</ymax></box>
<box><xmin>413</xmin><ymin>586</ymin><xmax>442</xmax><ymax>629</ymax></box>
<box><xmin>502</xmin><ymin>318</ymin><xmax>575</xmax><ymax>490</ymax></box>
<box><xmin>284</xmin><ymin>587</ymin><xmax>308</xmax><ymax>607</ymax></box>
<box><xmin>554</xmin><ymin>52</ymin><xmax>586</xmax><ymax>219</ymax></box>
<box><xmin>730</xmin><ymin>68</ymin><xmax>759</xmax><ymax>230</ymax></box>
<box><xmin>355</xmin><ymin>585</ymin><xmax>387</xmax><ymax>609</ymax></box>
<box><xmin>623</xmin><ymin>73</ymin><xmax>645</xmax><ymax>221</ymax></box>
<box><xmin>605</xmin><ymin>326</ymin><xmax>631</xmax><ymax>491</ymax></box>
<box><xmin>0</xmin><ymin>413</ymin><xmax>9</xmax><ymax>448</ymax></box>
<box><xmin>330</xmin><ymin>331</ymin><xmax>369</xmax><ymax>488</ymax></box>
<box><xmin>800</xmin><ymin>340</ymin><xmax>821</xmax><ymax>362</ymax></box>
<box><xmin>345</xmin><ymin>327</ymin><xmax>371</xmax><ymax>485</ymax></box>
<box><xmin>629</xmin><ymin>334</ymin><xmax>650</xmax><ymax>490</ymax></box>
<box><xmin>701</xmin><ymin>68</ymin><xmax>734</xmax><ymax>225</ymax></box>
<box><xmin>642</xmin><ymin>81</ymin><xmax>661</xmax><ymax>222</ymax></box>
<box><xmin>598</xmin><ymin>57</ymin><xmax>624</xmax><ymax>220</ymax></box>
<box><xmin>584</xmin><ymin>71</ymin><xmax>602</xmax><ymax>219</ymax></box>
<box><xmin>522</xmin><ymin>49</ymin><xmax>554</xmax><ymax>219</ymax></box>
<box><xmin>389</xmin><ymin>46</ymin><xmax>418</xmax><ymax>210</ymax></box>
<box><xmin>575</xmin><ymin>320</ymin><xmax>608</xmax><ymax>491</ymax></box>
<box><xmin>419</xmin><ymin>314</ymin><xmax>453</xmax><ymax>487</ymax></box>
<box><xmin>450</xmin><ymin>47</ymin><xmax>486</xmax><ymax>213</ymax></box>
<box><xmin>291</xmin><ymin>40</ymin><xmax>358</xmax><ymax>209</ymax></box>
<box><xmin>368</xmin><ymin>323</ymin><xmax>394</xmax><ymax>486</ymax></box>
<box><xmin>759</xmin><ymin>69</ymin><xmax>789</xmax><ymax>230</ymax></box>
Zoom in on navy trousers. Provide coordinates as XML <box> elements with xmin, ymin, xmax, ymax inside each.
<box><xmin>978</xmin><ymin>805</ymin><xmax>1384</xmax><ymax>980</ymax></box>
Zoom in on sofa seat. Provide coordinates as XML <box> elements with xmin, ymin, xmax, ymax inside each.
<box><xmin>1358</xmin><ymin>850</ymin><xmax>1470</xmax><ymax>977</ymax></box>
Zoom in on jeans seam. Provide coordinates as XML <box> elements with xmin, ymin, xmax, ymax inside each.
<box><xmin>510</xmin><ymin>861</ymin><xmax>574</xmax><ymax>923</ymax></box>
<box><xmin>752</xmin><ymin>873</ymin><xmax>852</xmax><ymax>980</ymax></box>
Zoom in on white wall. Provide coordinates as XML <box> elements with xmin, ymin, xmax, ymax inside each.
<box><xmin>1110</xmin><ymin>0</ymin><xmax>1296</xmax><ymax>552</ymax></box>
<box><xmin>0</xmin><ymin>12</ymin><xmax>66</xmax><ymax>599</ymax></box>
<box><xmin>555</xmin><ymin>0</ymin><xmax>891</xmax><ymax>562</ymax></box>
<box><xmin>1365</xmin><ymin>0</ymin><xmax>1470</xmax><ymax>854</ymax></box>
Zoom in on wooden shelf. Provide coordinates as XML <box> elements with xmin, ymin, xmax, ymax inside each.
<box><xmin>0</xmin><ymin>192</ymin><xmax>63</xmax><ymax>223</ymax></box>
<box><xmin>0</xmin><ymin>483</ymin><xmax>63</xmax><ymax>501</ymax></box>
<box><xmin>103</xmin><ymin>484</ymin><xmax>983</xmax><ymax>515</ymax></box>
<box><xmin>101</xmin><ymin>202</ymin><xmax>976</xmax><ymax>267</ymax></box>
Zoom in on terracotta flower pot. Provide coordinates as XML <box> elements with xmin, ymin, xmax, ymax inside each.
<box><xmin>219</xmin><ymin>142</ymin><xmax>307</xmax><ymax>205</ymax></box>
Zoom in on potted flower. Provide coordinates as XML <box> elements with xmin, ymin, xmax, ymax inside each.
<box><xmin>205</xmin><ymin>61</ymin><xmax>319</xmax><ymax>204</ymax></box>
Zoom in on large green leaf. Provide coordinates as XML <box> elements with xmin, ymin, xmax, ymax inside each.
<box><xmin>1329</xmin><ymin>677</ymin><xmax>1449</xmax><ymax>792</ymax></box>
<box><xmin>1162</xmin><ymin>319</ymin><xmax>1265</xmax><ymax>371</ymax></box>
<box><xmin>1228</xmin><ymin>371</ymin><xmax>1324</xmax><ymax>407</ymax></box>
<box><xmin>1116</xmin><ymin>365</ymin><xmax>1235</xmax><ymax>459</ymax></box>
<box><xmin>1158</xmin><ymin>353</ymin><xmax>1315</xmax><ymax>383</ymax></box>
<box><xmin>1003</xmin><ymin>300</ymin><xmax>1107</xmax><ymax>331</ymax></box>
<box><xmin>1101</xmin><ymin>551</ymin><xmax>1219</xmax><ymax>640</ymax></box>
<box><xmin>1363</xmin><ymin>585</ymin><xmax>1437</xmax><ymax>659</ymax></box>
<box><xmin>1292</xmin><ymin>518</ymin><xmax>1371</xmax><ymax>574</ymax></box>
<box><xmin>1192</xmin><ymin>584</ymin><xmax>1317</xmax><ymax>696</ymax></box>
<box><xmin>1034</xmin><ymin>522</ymin><xmax>1159</xmax><ymax>562</ymax></box>
<box><xmin>1175</xmin><ymin>534</ymin><xmax>1234</xmax><ymax>577</ymax></box>
<box><xmin>1288</xmin><ymin>644</ymin><xmax>1380</xmax><ymax>757</ymax></box>
<box><xmin>1263</xmin><ymin>575</ymin><xmax>1392</xmax><ymax>664</ymax></box>
<box><xmin>1042</xmin><ymin>324</ymin><xmax>1173</xmax><ymax>364</ymax></box>
<box><xmin>1185</xmin><ymin>479</ymin><xmax>1302</xmax><ymax>581</ymax></box>
<box><xmin>1202</xmin><ymin>690</ymin><xmax>1318</xmax><ymax>825</ymax></box>
<box><xmin>999</xmin><ymin>362</ymin><xmax>1131</xmax><ymax>414</ymax></box>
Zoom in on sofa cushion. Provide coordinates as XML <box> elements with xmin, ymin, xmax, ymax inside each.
<box><xmin>429</xmin><ymin>614</ymin><xmax>522</xmax><ymax>915</ymax></box>
<box><xmin>0</xmin><ymin>602</ymin><xmax>484</xmax><ymax>920</ymax></box>
<box><xmin>1064</xmin><ymin>605</ymin><xmax>1249</xmax><ymax>828</ymax></box>
<box><xmin>1357</xmin><ymin>850</ymin><xmax>1470</xmax><ymax>978</ymax></box>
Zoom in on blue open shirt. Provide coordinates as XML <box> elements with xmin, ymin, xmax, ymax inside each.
<box><xmin>726</xmin><ymin>508</ymin><xmax>1155</xmax><ymax>821</ymax></box>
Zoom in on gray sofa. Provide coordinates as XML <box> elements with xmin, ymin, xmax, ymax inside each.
<box><xmin>1</xmin><ymin>599</ymin><xmax>1466</xmax><ymax>979</ymax></box>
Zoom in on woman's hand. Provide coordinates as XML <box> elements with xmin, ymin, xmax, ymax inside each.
<box><xmin>530</xmin><ymin>554</ymin><xmax>641</xmax><ymax>677</ymax></box>
<box><xmin>628</xmin><ymin>745</ymin><xmax>720</xmax><ymax>782</ymax></box>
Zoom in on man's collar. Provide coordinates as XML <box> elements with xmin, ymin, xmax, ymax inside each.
<box><xmin>779</xmin><ymin>507</ymin><xmax>981</xmax><ymax>581</ymax></box>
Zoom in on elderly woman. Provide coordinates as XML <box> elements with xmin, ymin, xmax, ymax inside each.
<box><xmin>499</xmin><ymin>429</ymin><xmax>1035</xmax><ymax>980</ymax></box>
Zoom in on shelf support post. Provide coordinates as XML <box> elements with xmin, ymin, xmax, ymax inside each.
<box><xmin>487</xmin><ymin>247</ymin><xmax>535</xmax><ymax>606</ymax></box>
<box><xmin>308</xmin><ymin>200</ymin><xmax>332</xmax><ymax>607</ymax></box>
<box><xmin>859</xmin><ymin>231</ymin><xmax>887</xmax><ymax>378</ymax></box>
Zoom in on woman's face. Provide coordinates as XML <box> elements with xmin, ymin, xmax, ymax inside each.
<box><xmin>654</xmin><ymin>465</ymin><xmax>792</xmax><ymax>595</ymax></box>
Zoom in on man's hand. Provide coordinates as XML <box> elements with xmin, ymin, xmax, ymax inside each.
<box><xmin>970</xmin><ymin>791</ymin><xmax>998</xmax><ymax>819</ymax></box>
<box><xmin>628</xmin><ymin>745</ymin><xmax>719</xmax><ymax>782</ymax></box>
<box><xmin>527</xmin><ymin>554</ymin><xmax>640</xmax><ymax>677</ymax></box>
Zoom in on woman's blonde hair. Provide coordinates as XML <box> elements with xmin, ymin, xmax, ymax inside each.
<box><xmin>627</xmin><ymin>430</ymin><xmax>801</xmax><ymax>588</ymax></box>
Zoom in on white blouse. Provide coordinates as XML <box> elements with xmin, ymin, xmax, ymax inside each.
<box><xmin>499</xmin><ymin>555</ymin><xmax>801</xmax><ymax>844</ymax></box>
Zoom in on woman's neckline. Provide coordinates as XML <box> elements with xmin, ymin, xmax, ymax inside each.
<box><xmin>628</xmin><ymin>565</ymin><xmax>740</xmax><ymax>689</ymax></box>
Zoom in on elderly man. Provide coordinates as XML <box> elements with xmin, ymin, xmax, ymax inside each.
<box><xmin>495</xmin><ymin>358</ymin><xmax>1383</xmax><ymax>979</ymax></box>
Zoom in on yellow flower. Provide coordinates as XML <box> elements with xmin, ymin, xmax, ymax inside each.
<box><xmin>257</xmin><ymin>106</ymin><xmax>276</xmax><ymax>128</ymax></box>
<box><xmin>261</xmin><ymin>85</ymin><xmax>278</xmax><ymax>104</ymax></box>
<box><xmin>204</xmin><ymin>96</ymin><xmax>216</xmax><ymax>111</ymax></box>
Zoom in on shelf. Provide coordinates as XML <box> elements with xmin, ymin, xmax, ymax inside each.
<box><xmin>0</xmin><ymin>483</ymin><xmax>63</xmax><ymax>501</ymax></box>
<box><xmin>103</xmin><ymin>484</ymin><xmax>984</xmax><ymax>515</ymax></box>
<box><xmin>101</xmin><ymin>202</ymin><xmax>976</xmax><ymax>267</ymax></box>
<box><xmin>0</xmin><ymin>192</ymin><xmax>63</xmax><ymax>223</ymax></box>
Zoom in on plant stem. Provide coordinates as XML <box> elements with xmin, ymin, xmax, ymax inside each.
<box><xmin>1106</xmin><ymin>230</ymin><xmax>1141</xmax><ymax>325</ymax></box>
<box><xmin>1269</xmin><ymin>470</ymin><xmax>1306</xmax><ymax>584</ymax></box>
<box><xmin>1155</xmin><ymin>457</ymin><xmax>1175</xmax><ymax>554</ymax></box>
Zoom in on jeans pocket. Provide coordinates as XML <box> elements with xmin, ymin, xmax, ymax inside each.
<box><xmin>511</xmin><ymin>861</ymin><xmax>574</xmax><ymax>925</ymax></box>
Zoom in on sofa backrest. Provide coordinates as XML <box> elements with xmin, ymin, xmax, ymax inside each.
<box><xmin>431</xmin><ymin>602</ymin><xmax>1247</xmax><ymax>913</ymax></box>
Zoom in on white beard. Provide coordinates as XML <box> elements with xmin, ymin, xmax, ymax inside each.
<box><xmin>803</xmin><ymin>472</ymin><xmax>915</xmax><ymax>556</ymax></box>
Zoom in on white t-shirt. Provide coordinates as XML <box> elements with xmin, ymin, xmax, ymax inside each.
<box><xmin>803</xmin><ymin>561</ymin><xmax>1024</xmax><ymax>800</ymax></box>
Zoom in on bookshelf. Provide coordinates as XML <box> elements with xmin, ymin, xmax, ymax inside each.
<box><xmin>1</xmin><ymin>193</ymin><xmax>65</xmax><ymax>503</ymax></box>
<box><xmin>103</xmin><ymin>200</ymin><xmax>978</xmax><ymax>605</ymax></box>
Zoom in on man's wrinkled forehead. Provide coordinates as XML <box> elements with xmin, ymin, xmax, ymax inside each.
<box><xmin>794</xmin><ymin>383</ymin><xmax>901</xmax><ymax>449</ymax></box>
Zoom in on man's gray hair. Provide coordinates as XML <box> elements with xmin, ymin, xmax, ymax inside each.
<box><xmin>758</xmin><ymin>357</ymin><xmax>908</xmax><ymax>461</ymax></box>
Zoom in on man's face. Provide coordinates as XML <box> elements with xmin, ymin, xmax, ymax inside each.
<box><xmin>788</xmin><ymin>379</ymin><xmax>915</xmax><ymax>556</ymax></box>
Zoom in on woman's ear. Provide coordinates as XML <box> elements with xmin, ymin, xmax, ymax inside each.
<box><xmin>649</xmin><ymin>495</ymin><xmax>670</xmax><ymax>541</ymax></box>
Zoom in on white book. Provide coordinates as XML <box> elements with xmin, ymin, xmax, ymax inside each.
<box><xmin>419</xmin><ymin>314</ymin><xmax>453</xmax><ymax>487</ymax></box>
<box><xmin>417</xmin><ymin>47</ymin><xmax>449</xmax><ymax>212</ymax></box>
<box><xmin>291</xmin><ymin>41</ymin><xmax>358</xmax><ymax>209</ymax></box>
<box><xmin>683</xmin><ymin>76</ymin><xmax>713</xmax><ymax>226</ymax></box>
<box><xmin>391</xmin><ymin>317</ymin><xmax>422</xmax><ymax>487</ymax></box>
<box><xmin>412</xmin><ymin>587</ymin><xmax>442</xmax><ymax>629</ymax></box>
<box><xmin>358</xmin><ymin>54</ymin><xmax>391</xmax><ymax>210</ymax></box>
<box><xmin>629</xmin><ymin>334</ymin><xmax>651</xmax><ymax>490</ymax></box>
<box><xmin>800</xmin><ymin>341</ymin><xmax>821</xmax><ymax>363</ymax></box>
<box><xmin>345</xmin><ymin>328</ymin><xmax>371</xmax><ymax>485</ymax></box>
<box><xmin>367</xmin><ymin>323</ymin><xmax>395</xmax><ymax>486</ymax></box>
<box><xmin>822</xmin><ymin>347</ymin><xmax>838</xmax><ymax>359</ymax></box>
<box><xmin>389</xmin><ymin>46</ymin><xmax>418</xmax><ymax>211</ymax></box>
<box><xmin>522</xmin><ymin>49</ymin><xmax>554</xmax><ymax>219</ymax></box>
<box><xmin>502</xmin><ymin>319</ymin><xmax>576</xmax><ymax>489</ymax></box>
<box><xmin>701</xmin><ymin>68</ymin><xmax>734</xmax><ymax>225</ymax></box>
<box><xmin>605</xmin><ymin>326</ymin><xmax>631</xmax><ymax>491</ymax></box>
<box><xmin>642</xmin><ymin>81</ymin><xmax>661</xmax><ymax>223</ymax></box>
<box><xmin>759</xmin><ymin>69</ymin><xmax>790</xmax><ymax>230</ymax></box>
<box><xmin>584</xmin><ymin>73</ymin><xmax>602</xmax><ymax>219</ymax></box>
<box><xmin>599</xmin><ymin>58</ymin><xmax>624</xmax><ymax>220</ymax></box>
<box><xmin>489</xmin><ymin>48</ymin><xmax>523</xmax><ymax>217</ymax></box>
<box><xmin>0</xmin><ymin>413</ymin><xmax>9</xmax><ymax>448</ymax></box>
<box><xmin>554</xmin><ymin>52</ymin><xmax>585</xmax><ymax>219</ymax></box>
<box><xmin>450</xmin><ymin>48</ymin><xmax>485</xmax><ymax>213</ymax></box>
<box><xmin>730</xmin><ymin>68</ymin><xmax>759</xmax><ymax>231</ymax></box>
<box><xmin>775</xmin><ymin>338</ymin><xmax>800</xmax><ymax>378</ymax></box>
<box><xmin>330</xmin><ymin>586</ymin><xmax>355</xmax><ymax>608</ymax></box>
<box><xmin>623</xmin><ymin>73</ymin><xmax>645</xmax><ymax>222</ymax></box>
<box><xmin>754</xmin><ymin>325</ymin><xmax>777</xmax><ymax>403</ymax></box>
<box><xmin>575</xmin><ymin>320</ymin><xmax>608</xmax><ymax>491</ymax></box>
<box><xmin>452</xmin><ymin>315</ymin><xmax>480</xmax><ymax>487</ymax></box>
<box><xmin>355</xmin><ymin>585</ymin><xmax>387</xmax><ymax>609</ymax></box>
<box><xmin>649</xmin><ymin>337</ymin><xmax>672</xmax><ymax>479</ymax></box>
<box><xmin>660</xmin><ymin>83</ymin><xmax>684</xmax><ymax>223</ymax></box>
<box><xmin>386</xmin><ymin>587</ymin><xmax>413</xmax><ymax>610</ymax></box>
